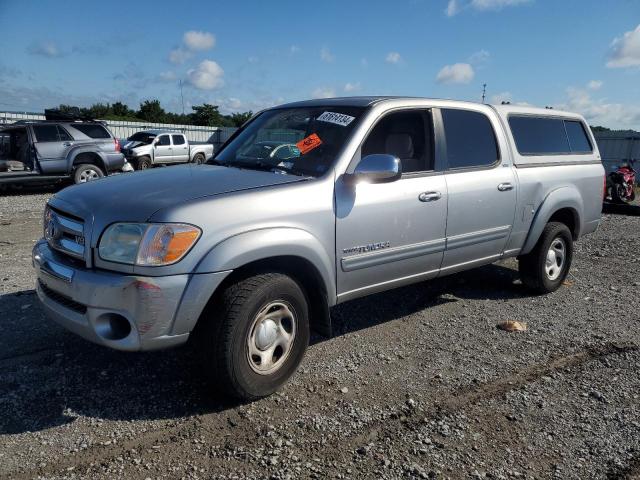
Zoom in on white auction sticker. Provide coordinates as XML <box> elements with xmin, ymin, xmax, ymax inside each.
<box><xmin>316</xmin><ymin>111</ymin><xmax>355</xmax><ymax>127</ymax></box>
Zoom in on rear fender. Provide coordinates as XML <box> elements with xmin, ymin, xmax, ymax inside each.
<box><xmin>521</xmin><ymin>186</ymin><xmax>583</xmax><ymax>255</ymax></box>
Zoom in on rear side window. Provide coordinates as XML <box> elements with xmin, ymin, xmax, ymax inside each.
<box><xmin>33</xmin><ymin>125</ymin><xmax>72</xmax><ymax>142</ymax></box>
<box><xmin>172</xmin><ymin>134</ymin><xmax>186</xmax><ymax>145</ymax></box>
<box><xmin>441</xmin><ymin>109</ymin><xmax>499</xmax><ymax>169</ymax></box>
<box><xmin>71</xmin><ymin>123</ymin><xmax>111</xmax><ymax>139</ymax></box>
<box><xmin>565</xmin><ymin>120</ymin><xmax>592</xmax><ymax>153</ymax></box>
<box><xmin>508</xmin><ymin>116</ymin><xmax>593</xmax><ymax>155</ymax></box>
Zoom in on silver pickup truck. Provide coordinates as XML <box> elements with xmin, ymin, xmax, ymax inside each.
<box><xmin>33</xmin><ymin>97</ymin><xmax>604</xmax><ymax>399</ymax></box>
<box><xmin>121</xmin><ymin>130</ymin><xmax>214</xmax><ymax>170</ymax></box>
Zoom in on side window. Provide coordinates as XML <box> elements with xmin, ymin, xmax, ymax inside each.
<box><xmin>564</xmin><ymin>120</ymin><xmax>592</xmax><ymax>153</ymax></box>
<box><xmin>56</xmin><ymin>126</ymin><xmax>73</xmax><ymax>142</ymax></box>
<box><xmin>362</xmin><ymin>110</ymin><xmax>433</xmax><ymax>173</ymax></box>
<box><xmin>441</xmin><ymin>109</ymin><xmax>499</xmax><ymax>169</ymax></box>
<box><xmin>157</xmin><ymin>135</ymin><xmax>171</xmax><ymax>146</ymax></box>
<box><xmin>508</xmin><ymin>116</ymin><xmax>571</xmax><ymax>155</ymax></box>
<box><xmin>32</xmin><ymin>125</ymin><xmax>59</xmax><ymax>142</ymax></box>
<box><xmin>71</xmin><ymin>124</ymin><xmax>111</xmax><ymax>139</ymax></box>
<box><xmin>172</xmin><ymin>134</ymin><xmax>186</xmax><ymax>145</ymax></box>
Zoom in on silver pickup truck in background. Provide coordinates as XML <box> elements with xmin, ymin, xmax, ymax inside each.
<box><xmin>121</xmin><ymin>130</ymin><xmax>214</xmax><ymax>170</ymax></box>
<box><xmin>33</xmin><ymin>97</ymin><xmax>604</xmax><ymax>400</ymax></box>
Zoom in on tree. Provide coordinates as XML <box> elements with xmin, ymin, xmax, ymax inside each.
<box><xmin>112</xmin><ymin>101</ymin><xmax>134</xmax><ymax>118</ymax></box>
<box><xmin>590</xmin><ymin>125</ymin><xmax>611</xmax><ymax>133</ymax></box>
<box><xmin>229</xmin><ymin>111</ymin><xmax>253</xmax><ymax>127</ymax></box>
<box><xmin>137</xmin><ymin>100</ymin><xmax>166</xmax><ymax>123</ymax></box>
<box><xmin>190</xmin><ymin>103</ymin><xmax>227</xmax><ymax>127</ymax></box>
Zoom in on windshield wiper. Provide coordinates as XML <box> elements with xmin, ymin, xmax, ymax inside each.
<box><xmin>223</xmin><ymin>160</ymin><xmax>307</xmax><ymax>177</ymax></box>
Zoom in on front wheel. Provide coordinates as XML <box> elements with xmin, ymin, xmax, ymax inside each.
<box><xmin>198</xmin><ymin>272</ymin><xmax>310</xmax><ymax>400</ymax></box>
<box><xmin>135</xmin><ymin>156</ymin><xmax>151</xmax><ymax>170</ymax></box>
<box><xmin>518</xmin><ymin>222</ymin><xmax>573</xmax><ymax>294</ymax></box>
<box><xmin>73</xmin><ymin>164</ymin><xmax>104</xmax><ymax>184</ymax></box>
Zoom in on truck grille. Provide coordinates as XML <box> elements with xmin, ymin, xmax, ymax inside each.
<box><xmin>38</xmin><ymin>280</ymin><xmax>87</xmax><ymax>314</ymax></box>
<box><xmin>45</xmin><ymin>206</ymin><xmax>87</xmax><ymax>265</ymax></box>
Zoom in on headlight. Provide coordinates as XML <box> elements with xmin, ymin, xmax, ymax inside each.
<box><xmin>98</xmin><ymin>223</ymin><xmax>201</xmax><ymax>266</ymax></box>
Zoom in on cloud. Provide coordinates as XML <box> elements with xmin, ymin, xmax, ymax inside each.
<box><xmin>312</xmin><ymin>87</ymin><xmax>336</xmax><ymax>99</ymax></box>
<box><xmin>344</xmin><ymin>82</ymin><xmax>361</xmax><ymax>93</ymax></box>
<box><xmin>607</xmin><ymin>24</ymin><xmax>640</xmax><ymax>68</ymax></box>
<box><xmin>469</xmin><ymin>49</ymin><xmax>490</xmax><ymax>64</ymax></box>
<box><xmin>183</xmin><ymin>31</ymin><xmax>215</xmax><ymax>51</ymax></box>
<box><xmin>187</xmin><ymin>60</ymin><xmax>224</xmax><ymax>90</ymax></box>
<box><xmin>587</xmin><ymin>80</ymin><xmax>603</xmax><ymax>91</ymax></box>
<box><xmin>247</xmin><ymin>56</ymin><xmax>259</xmax><ymax>64</ymax></box>
<box><xmin>169</xmin><ymin>48</ymin><xmax>192</xmax><ymax>65</ymax></box>
<box><xmin>27</xmin><ymin>41</ymin><xmax>61</xmax><ymax>58</ymax></box>
<box><xmin>320</xmin><ymin>47</ymin><xmax>335</xmax><ymax>63</ymax></box>
<box><xmin>385</xmin><ymin>52</ymin><xmax>402</xmax><ymax>64</ymax></box>
<box><xmin>445</xmin><ymin>0</ymin><xmax>461</xmax><ymax>16</ymax></box>
<box><xmin>560</xmin><ymin>86</ymin><xmax>640</xmax><ymax>130</ymax></box>
<box><xmin>436</xmin><ymin>63</ymin><xmax>475</xmax><ymax>84</ymax></box>
<box><xmin>360</xmin><ymin>58</ymin><xmax>369</xmax><ymax>68</ymax></box>
<box><xmin>159</xmin><ymin>71</ymin><xmax>177</xmax><ymax>82</ymax></box>
<box><xmin>446</xmin><ymin>0</ymin><xmax>531</xmax><ymax>16</ymax></box>
<box><xmin>289</xmin><ymin>45</ymin><xmax>301</xmax><ymax>55</ymax></box>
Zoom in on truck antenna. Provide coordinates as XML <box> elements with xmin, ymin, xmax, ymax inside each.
<box><xmin>179</xmin><ymin>80</ymin><xmax>185</xmax><ymax>115</ymax></box>
<box><xmin>482</xmin><ymin>83</ymin><xmax>487</xmax><ymax>103</ymax></box>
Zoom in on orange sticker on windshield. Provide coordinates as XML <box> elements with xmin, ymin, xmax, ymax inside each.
<box><xmin>296</xmin><ymin>133</ymin><xmax>323</xmax><ymax>155</ymax></box>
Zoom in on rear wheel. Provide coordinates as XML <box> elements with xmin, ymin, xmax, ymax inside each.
<box><xmin>198</xmin><ymin>272</ymin><xmax>309</xmax><ymax>400</ymax></box>
<box><xmin>192</xmin><ymin>153</ymin><xmax>205</xmax><ymax>165</ymax></box>
<box><xmin>73</xmin><ymin>164</ymin><xmax>104</xmax><ymax>184</ymax></box>
<box><xmin>519</xmin><ymin>222</ymin><xmax>573</xmax><ymax>294</ymax></box>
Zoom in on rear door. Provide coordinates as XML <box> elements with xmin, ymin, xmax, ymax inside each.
<box><xmin>437</xmin><ymin>107</ymin><xmax>517</xmax><ymax>274</ymax></box>
<box><xmin>171</xmin><ymin>134</ymin><xmax>190</xmax><ymax>162</ymax></box>
<box><xmin>154</xmin><ymin>134</ymin><xmax>173</xmax><ymax>163</ymax></box>
<box><xmin>31</xmin><ymin>124</ymin><xmax>74</xmax><ymax>174</ymax></box>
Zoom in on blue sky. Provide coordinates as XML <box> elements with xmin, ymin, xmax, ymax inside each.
<box><xmin>1</xmin><ymin>0</ymin><xmax>639</xmax><ymax>128</ymax></box>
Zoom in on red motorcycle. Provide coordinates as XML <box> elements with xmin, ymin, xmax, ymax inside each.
<box><xmin>607</xmin><ymin>159</ymin><xmax>636</xmax><ymax>204</ymax></box>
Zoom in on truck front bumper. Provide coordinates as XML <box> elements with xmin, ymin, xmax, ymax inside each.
<box><xmin>32</xmin><ymin>240</ymin><xmax>230</xmax><ymax>351</ymax></box>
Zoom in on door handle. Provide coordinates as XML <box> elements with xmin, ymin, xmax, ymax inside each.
<box><xmin>497</xmin><ymin>183</ymin><xmax>514</xmax><ymax>191</ymax></box>
<box><xmin>418</xmin><ymin>191</ymin><xmax>442</xmax><ymax>202</ymax></box>
<box><xmin>63</xmin><ymin>142</ymin><xmax>73</xmax><ymax>147</ymax></box>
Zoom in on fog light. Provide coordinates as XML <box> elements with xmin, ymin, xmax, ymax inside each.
<box><xmin>95</xmin><ymin>313</ymin><xmax>132</xmax><ymax>340</ymax></box>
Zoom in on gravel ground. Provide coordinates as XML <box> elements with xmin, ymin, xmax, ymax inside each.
<box><xmin>1</xmin><ymin>187</ymin><xmax>640</xmax><ymax>479</ymax></box>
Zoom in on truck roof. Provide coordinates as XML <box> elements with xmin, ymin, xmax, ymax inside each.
<box><xmin>138</xmin><ymin>129</ymin><xmax>185</xmax><ymax>135</ymax></box>
<box><xmin>275</xmin><ymin>96</ymin><xmax>584</xmax><ymax>120</ymax></box>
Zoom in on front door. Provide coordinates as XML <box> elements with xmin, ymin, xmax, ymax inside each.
<box><xmin>154</xmin><ymin>134</ymin><xmax>173</xmax><ymax>163</ymax></box>
<box><xmin>438</xmin><ymin>107</ymin><xmax>517</xmax><ymax>274</ymax></box>
<box><xmin>336</xmin><ymin>109</ymin><xmax>448</xmax><ymax>301</ymax></box>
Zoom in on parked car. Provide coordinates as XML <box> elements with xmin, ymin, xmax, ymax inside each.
<box><xmin>33</xmin><ymin>97</ymin><xmax>604</xmax><ymax>400</ymax></box>
<box><xmin>121</xmin><ymin>130</ymin><xmax>214</xmax><ymax>170</ymax></box>
<box><xmin>0</xmin><ymin>117</ymin><xmax>131</xmax><ymax>186</ymax></box>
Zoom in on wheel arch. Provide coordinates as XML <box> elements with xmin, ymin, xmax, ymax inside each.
<box><xmin>191</xmin><ymin>228</ymin><xmax>336</xmax><ymax>337</ymax></box>
<box><xmin>520</xmin><ymin>186</ymin><xmax>583</xmax><ymax>255</ymax></box>
<box><xmin>70</xmin><ymin>150</ymin><xmax>107</xmax><ymax>173</ymax></box>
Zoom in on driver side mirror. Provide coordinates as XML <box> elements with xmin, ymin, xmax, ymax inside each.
<box><xmin>344</xmin><ymin>154</ymin><xmax>401</xmax><ymax>185</ymax></box>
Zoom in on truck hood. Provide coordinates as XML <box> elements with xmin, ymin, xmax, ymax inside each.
<box><xmin>50</xmin><ymin>164</ymin><xmax>305</xmax><ymax>234</ymax></box>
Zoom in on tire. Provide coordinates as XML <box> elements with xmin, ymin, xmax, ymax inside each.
<box><xmin>198</xmin><ymin>272</ymin><xmax>310</xmax><ymax>400</ymax></box>
<box><xmin>519</xmin><ymin>222</ymin><xmax>573</xmax><ymax>294</ymax></box>
<box><xmin>136</xmin><ymin>156</ymin><xmax>151</xmax><ymax>170</ymax></box>
<box><xmin>192</xmin><ymin>153</ymin><xmax>205</xmax><ymax>165</ymax></box>
<box><xmin>73</xmin><ymin>164</ymin><xmax>104</xmax><ymax>184</ymax></box>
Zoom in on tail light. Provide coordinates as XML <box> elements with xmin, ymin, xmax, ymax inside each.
<box><xmin>114</xmin><ymin>138</ymin><xmax>121</xmax><ymax>153</ymax></box>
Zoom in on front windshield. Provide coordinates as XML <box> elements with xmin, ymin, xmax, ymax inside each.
<box><xmin>213</xmin><ymin>106</ymin><xmax>365</xmax><ymax>177</ymax></box>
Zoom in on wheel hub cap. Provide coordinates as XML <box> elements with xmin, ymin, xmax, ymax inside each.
<box><xmin>247</xmin><ymin>301</ymin><xmax>296</xmax><ymax>375</ymax></box>
<box><xmin>255</xmin><ymin>319</ymin><xmax>278</xmax><ymax>350</ymax></box>
<box><xmin>544</xmin><ymin>237</ymin><xmax>566</xmax><ymax>281</ymax></box>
